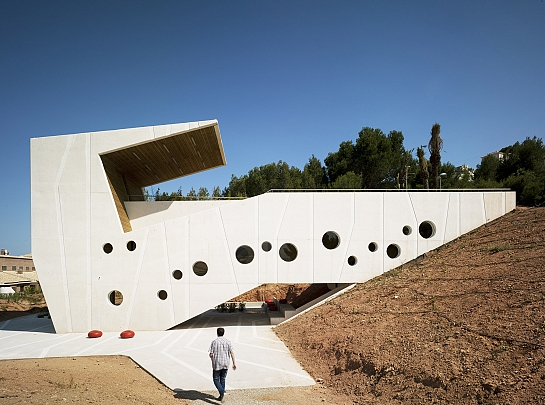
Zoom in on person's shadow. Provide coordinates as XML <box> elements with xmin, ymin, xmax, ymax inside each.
<box><xmin>173</xmin><ymin>389</ymin><xmax>218</xmax><ymax>403</ymax></box>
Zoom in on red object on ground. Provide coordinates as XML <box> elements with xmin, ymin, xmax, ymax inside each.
<box><xmin>265</xmin><ymin>299</ymin><xmax>274</xmax><ymax>304</ymax></box>
<box><xmin>267</xmin><ymin>302</ymin><xmax>276</xmax><ymax>307</ymax></box>
<box><xmin>279</xmin><ymin>299</ymin><xmax>288</xmax><ymax>304</ymax></box>
<box><xmin>87</xmin><ymin>330</ymin><xmax>103</xmax><ymax>338</ymax></box>
<box><xmin>120</xmin><ymin>330</ymin><xmax>135</xmax><ymax>339</ymax></box>
<box><xmin>268</xmin><ymin>305</ymin><xmax>278</xmax><ymax>311</ymax></box>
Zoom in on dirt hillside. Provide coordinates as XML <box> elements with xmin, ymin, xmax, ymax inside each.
<box><xmin>276</xmin><ymin>206</ymin><xmax>545</xmax><ymax>404</ymax></box>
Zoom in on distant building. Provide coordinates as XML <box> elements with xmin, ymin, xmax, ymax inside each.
<box><xmin>0</xmin><ymin>252</ymin><xmax>40</xmax><ymax>292</ymax></box>
<box><xmin>456</xmin><ymin>164</ymin><xmax>475</xmax><ymax>182</ymax></box>
<box><xmin>482</xmin><ymin>151</ymin><xmax>506</xmax><ymax>162</ymax></box>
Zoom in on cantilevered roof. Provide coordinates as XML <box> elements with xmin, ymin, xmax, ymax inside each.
<box><xmin>100</xmin><ymin>121</ymin><xmax>226</xmax><ymax>188</ymax></box>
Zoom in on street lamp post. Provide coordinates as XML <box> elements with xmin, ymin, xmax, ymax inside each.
<box><xmin>439</xmin><ymin>172</ymin><xmax>447</xmax><ymax>190</ymax></box>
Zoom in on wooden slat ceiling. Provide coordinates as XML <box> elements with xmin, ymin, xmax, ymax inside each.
<box><xmin>100</xmin><ymin>123</ymin><xmax>226</xmax><ymax>187</ymax></box>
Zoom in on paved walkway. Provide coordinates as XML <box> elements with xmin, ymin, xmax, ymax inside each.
<box><xmin>0</xmin><ymin>310</ymin><xmax>314</xmax><ymax>392</ymax></box>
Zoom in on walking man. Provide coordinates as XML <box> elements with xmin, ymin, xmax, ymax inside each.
<box><xmin>208</xmin><ymin>327</ymin><xmax>236</xmax><ymax>402</ymax></box>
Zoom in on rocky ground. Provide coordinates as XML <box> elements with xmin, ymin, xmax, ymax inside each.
<box><xmin>1</xmin><ymin>206</ymin><xmax>544</xmax><ymax>404</ymax></box>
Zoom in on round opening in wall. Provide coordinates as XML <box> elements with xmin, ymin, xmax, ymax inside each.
<box><xmin>236</xmin><ymin>245</ymin><xmax>255</xmax><ymax>264</ymax></box>
<box><xmin>322</xmin><ymin>231</ymin><xmax>340</xmax><ymax>250</ymax></box>
<box><xmin>193</xmin><ymin>261</ymin><xmax>208</xmax><ymax>276</ymax></box>
<box><xmin>387</xmin><ymin>244</ymin><xmax>401</xmax><ymax>259</ymax></box>
<box><xmin>108</xmin><ymin>290</ymin><xmax>123</xmax><ymax>306</ymax></box>
<box><xmin>402</xmin><ymin>226</ymin><xmax>412</xmax><ymax>236</ymax></box>
<box><xmin>103</xmin><ymin>243</ymin><xmax>113</xmax><ymax>254</ymax></box>
<box><xmin>126</xmin><ymin>241</ymin><xmax>136</xmax><ymax>251</ymax></box>
<box><xmin>279</xmin><ymin>243</ymin><xmax>298</xmax><ymax>262</ymax></box>
<box><xmin>158</xmin><ymin>290</ymin><xmax>168</xmax><ymax>300</ymax></box>
<box><xmin>261</xmin><ymin>241</ymin><xmax>272</xmax><ymax>252</ymax></box>
<box><xmin>348</xmin><ymin>256</ymin><xmax>357</xmax><ymax>266</ymax></box>
<box><xmin>172</xmin><ymin>270</ymin><xmax>183</xmax><ymax>280</ymax></box>
<box><xmin>419</xmin><ymin>221</ymin><xmax>436</xmax><ymax>239</ymax></box>
<box><xmin>368</xmin><ymin>242</ymin><xmax>378</xmax><ymax>252</ymax></box>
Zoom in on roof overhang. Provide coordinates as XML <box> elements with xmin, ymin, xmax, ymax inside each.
<box><xmin>100</xmin><ymin>121</ymin><xmax>226</xmax><ymax>188</ymax></box>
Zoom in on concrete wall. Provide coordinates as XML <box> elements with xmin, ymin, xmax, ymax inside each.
<box><xmin>31</xmin><ymin>122</ymin><xmax>516</xmax><ymax>333</ymax></box>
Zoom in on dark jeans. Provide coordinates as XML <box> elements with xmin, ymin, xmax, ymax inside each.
<box><xmin>212</xmin><ymin>368</ymin><xmax>228</xmax><ymax>397</ymax></box>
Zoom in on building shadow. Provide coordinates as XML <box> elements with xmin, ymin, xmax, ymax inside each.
<box><xmin>170</xmin><ymin>309</ymin><xmax>270</xmax><ymax>330</ymax></box>
<box><xmin>0</xmin><ymin>313</ymin><xmax>55</xmax><ymax>333</ymax></box>
<box><xmin>173</xmin><ymin>388</ymin><xmax>218</xmax><ymax>403</ymax></box>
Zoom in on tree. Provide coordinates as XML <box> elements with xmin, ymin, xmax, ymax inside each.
<box><xmin>330</xmin><ymin>172</ymin><xmax>362</xmax><ymax>189</ymax></box>
<box><xmin>324</xmin><ymin>141</ymin><xmax>355</xmax><ymax>184</ymax></box>
<box><xmin>324</xmin><ymin>127</ymin><xmax>409</xmax><ymax>189</ymax></box>
<box><xmin>186</xmin><ymin>187</ymin><xmax>197</xmax><ymax>200</ymax></box>
<box><xmin>302</xmin><ymin>155</ymin><xmax>326</xmax><ymax>189</ymax></box>
<box><xmin>475</xmin><ymin>154</ymin><xmax>500</xmax><ymax>182</ymax></box>
<box><xmin>197</xmin><ymin>187</ymin><xmax>209</xmax><ymax>200</ymax></box>
<box><xmin>417</xmin><ymin>146</ymin><xmax>429</xmax><ymax>189</ymax></box>
<box><xmin>355</xmin><ymin>128</ymin><xmax>407</xmax><ymax>188</ymax></box>
<box><xmin>428</xmin><ymin>123</ymin><xmax>443</xmax><ymax>189</ymax></box>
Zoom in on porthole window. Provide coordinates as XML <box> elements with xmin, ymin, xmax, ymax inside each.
<box><xmin>279</xmin><ymin>243</ymin><xmax>298</xmax><ymax>262</ymax></box>
<box><xmin>322</xmin><ymin>231</ymin><xmax>340</xmax><ymax>250</ymax></box>
<box><xmin>261</xmin><ymin>241</ymin><xmax>272</xmax><ymax>252</ymax></box>
<box><xmin>402</xmin><ymin>226</ymin><xmax>412</xmax><ymax>236</ymax></box>
<box><xmin>386</xmin><ymin>244</ymin><xmax>401</xmax><ymax>259</ymax></box>
<box><xmin>158</xmin><ymin>290</ymin><xmax>168</xmax><ymax>300</ymax></box>
<box><xmin>108</xmin><ymin>290</ymin><xmax>123</xmax><ymax>306</ymax></box>
<box><xmin>368</xmin><ymin>242</ymin><xmax>378</xmax><ymax>252</ymax></box>
<box><xmin>172</xmin><ymin>270</ymin><xmax>183</xmax><ymax>280</ymax></box>
<box><xmin>348</xmin><ymin>256</ymin><xmax>357</xmax><ymax>266</ymax></box>
<box><xmin>193</xmin><ymin>261</ymin><xmax>208</xmax><ymax>276</ymax></box>
<box><xmin>419</xmin><ymin>221</ymin><xmax>436</xmax><ymax>239</ymax></box>
<box><xmin>103</xmin><ymin>243</ymin><xmax>113</xmax><ymax>254</ymax></box>
<box><xmin>127</xmin><ymin>241</ymin><xmax>136</xmax><ymax>251</ymax></box>
<box><xmin>236</xmin><ymin>245</ymin><xmax>254</xmax><ymax>264</ymax></box>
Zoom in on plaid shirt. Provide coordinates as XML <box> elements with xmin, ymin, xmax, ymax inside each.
<box><xmin>209</xmin><ymin>336</ymin><xmax>234</xmax><ymax>370</ymax></box>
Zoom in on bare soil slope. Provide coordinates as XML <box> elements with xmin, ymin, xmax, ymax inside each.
<box><xmin>276</xmin><ymin>206</ymin><xmax>545</xmax><ymax>404</ymax></box>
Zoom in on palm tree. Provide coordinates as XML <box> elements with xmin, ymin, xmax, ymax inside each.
<box><xmin>417</xmin><ymin>146</ymin><xmax>429</xmax><ymax>189</ymax></box>
<box><xmin>428</xmin><ymin>123</ymin><xmax>442</xmax><ymax>189</ymax></box>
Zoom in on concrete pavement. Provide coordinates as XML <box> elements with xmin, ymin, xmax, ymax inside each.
<box><xmin>0</xmin><ymin>309</ymin><xmax>315</xmax><ymax>392</ymax></box>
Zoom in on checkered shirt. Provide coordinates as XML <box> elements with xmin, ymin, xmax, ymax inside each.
<box><xmin>209</xmin><ymin>336</ymin><xmax>234</xmax><ymax>370</ymax></box>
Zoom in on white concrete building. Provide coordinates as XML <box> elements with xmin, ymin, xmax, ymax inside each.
<box><xmin>31</xmin><ymin>120</ymin><xmax>516</xmax><ymax>334</ymax></box>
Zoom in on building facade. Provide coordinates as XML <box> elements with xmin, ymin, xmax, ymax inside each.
<box><xmin>31</xmin><ymin>121</ymin><xmax>516</xmax><ymax>333</ymax></box>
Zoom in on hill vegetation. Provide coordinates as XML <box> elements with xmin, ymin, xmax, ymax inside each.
<box><xmin>154</xmin><ymin>124</ymin><xmax>545</xmax><ymax>206</ymax></box>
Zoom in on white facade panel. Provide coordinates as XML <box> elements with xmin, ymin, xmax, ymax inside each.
<box><xmin>31</xmin><ymin>122</ymin><xmax>517</xmax><ymax>333</ymax></box>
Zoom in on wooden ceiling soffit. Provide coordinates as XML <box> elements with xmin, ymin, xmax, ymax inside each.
<box><xmin>100</xmin><ymin>123</ymin><xmax>226</xmax><ymax>188</ymax></box>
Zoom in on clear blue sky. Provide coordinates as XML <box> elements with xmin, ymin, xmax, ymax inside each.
<box><xmin>1</xmin><ymin>0</ymin><xmax>544</xmax><ymax>255</ymax></box>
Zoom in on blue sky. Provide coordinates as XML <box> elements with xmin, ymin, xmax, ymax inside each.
<box><xmin>1</xmin><ymin>0</ymin><xmax>544</xmax><ymax>255</ymax></box>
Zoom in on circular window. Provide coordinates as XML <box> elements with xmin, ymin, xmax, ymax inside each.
<box><xmin>108</xmin><ymin>290</ymin><xmax>123</xmax><ymax>306</ymax></box>
<box><xmin>127</xmin><ymin>241</ymin><xmax>136</xmax><ymax>251</ymax></box>
<box><xmin>172</xmin><ymin>270</ymin><xmax>183</xmax><ymax>280</ymax></box>
<box><xmin>368</xmin><ymin>242</ymin><xmax>378</xmax><ymax>252</ymax></box>
<box><xmin>322</xmin><ymin>231</ymin><xmax>340</xmax><ymax>250</ymax></box>
<box><xmin>193</xmin><ymin>261</ymin><xmax>208</xmax><ymax>276</ymax></box>
<box><xmin>158</xmin><ymin>290</ymin><xmax>168</xmax><ymax>300</ymax></box>
<box><xmin>236</xmin><ymin>245</ymin><xmax>254</xmax><ymax>264</ymax></box>
<box><xmin>348</xmin><ymin>256</ymin><xmax>357</xmax><ymax>266</ymax></box>
<box><xmin>279</xmin><ymin>243</ymin><xmax>298</xmax><ymax>262</ymax></box>
<box><xmin>419</xmin><ymin>221</ymin><xmax>436</xmax><ymax>239</ymax></box>
<box><xmin>103</xmin><ymin>243</ymin><xmax>113</xmax><ymax>254</ymax></box>
<box><xmin>386</xmin><ymin>244</ymin><xmax>401</xmax><ymax>259</ymax></box>
<box><xmin>402</xmin><ymin>226</ymin><xmax>412</xmax><ymax>236</ymax></box>
<box><xmin>261</xmin><ymin>241</ymin><xmax>272</xmax><ymax>252</ymax></box>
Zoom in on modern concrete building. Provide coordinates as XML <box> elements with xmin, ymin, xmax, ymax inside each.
<box><xmin>31</xmin><ymin>120</ymin><xmax>516</xmax><ymax>334</ymax></box>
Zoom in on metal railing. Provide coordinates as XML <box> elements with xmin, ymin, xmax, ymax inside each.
<box><xmin>266</xmin><ymin>188</ymin><xmax>512</xmax><ymax>193</ymax></box>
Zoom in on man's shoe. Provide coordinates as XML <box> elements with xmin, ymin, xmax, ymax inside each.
<box><xmin>217</xmin><ymin>395</ymin><xmax>223</xmax><ymax>401</ymax></box>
